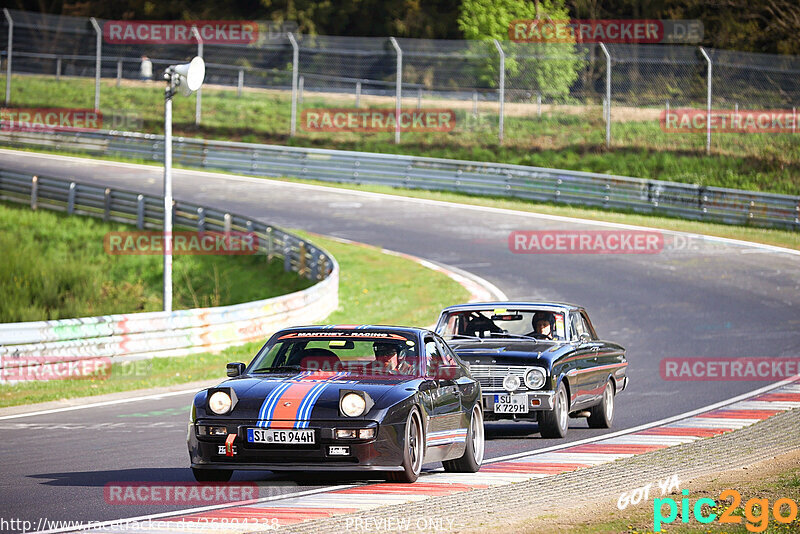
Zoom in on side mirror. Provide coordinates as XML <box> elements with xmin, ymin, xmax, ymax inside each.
<box><xmin>579</xmin><ymin>333</ymin><xmax>592</xmax><ymax>345</ymax></box>
<box><xmin>435</xmin><ymin>365</ymin><xmax>459</xmax><ymax>382</ymax></box>
<box><xmin>419</xmin><ymin>380</ymin><xmax>438</xmax><ymax>392</ymax></box>
<box><xmin>226</xmin><ymin>362</ymin><xmax>246</xmax><ymax>377</ymax></box>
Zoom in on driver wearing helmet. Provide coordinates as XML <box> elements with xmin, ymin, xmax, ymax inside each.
<box><xmin>529</xmin><ymin>312</ymin><xmax>556</xmax><ymax>340</ymax></box>
<box><xmin>373</xmin><ymin>342</ymin><xmax>414</xmax><ymax>374</ymax></box>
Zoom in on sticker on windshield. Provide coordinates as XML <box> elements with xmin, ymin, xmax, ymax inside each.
<box><xmin>555</xmin><ymin>315</ymin><xmax>566</xmax><ymax>338</ymax></box>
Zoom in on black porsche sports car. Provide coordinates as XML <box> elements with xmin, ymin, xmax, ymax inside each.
<box><xmin>435</xmin><ymin>302</ymin><xmax>628</xmax><ymax>438</ymax></box>
<box><xmin>188</xmin><ymin>325</ymin><xmax>484</xmax><ymax>483</ymax></box>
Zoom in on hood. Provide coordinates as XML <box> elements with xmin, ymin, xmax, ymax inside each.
<box><xmin>207</xmin><ymin>372</ymin><xmax>416</xmax><ymax>421</ymax></box>
<box><xmin>450</xmin><ymin>340</ymin><xmax>565</xmax><ymax>365</ymax></box>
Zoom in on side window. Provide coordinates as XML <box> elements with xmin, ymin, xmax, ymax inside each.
<box><xmin>434</xmin><ymin>336</ymin><xmax>457</xmax><ymax>365</ymax></box>
<box><xmin>580</xmin><ymin>312</ymin><xmax>597</xmax><ymax>340</ymax></box>
<box><xmin>572</xmin><ymin>313</ymin><xmax>588</xmax><ymax>340</ymax></box>
<box><xmin>425</xmin><ymin>337</ymin><xmax>443</xmax><ymax>375</ymax></box>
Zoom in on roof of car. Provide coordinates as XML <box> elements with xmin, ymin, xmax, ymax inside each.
<box><xmin>276</xmin><ymin>325</ymin><xmax>431</xmax><ymax>336</ymax></box>
<box><xmin>440</xmin><ymin>301</ymin><xmax>582</xmax><ymax>312</ymax></box>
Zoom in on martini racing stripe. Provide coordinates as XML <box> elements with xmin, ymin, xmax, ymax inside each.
<box><xmin>426</xmin><ymin>428</ymin><xmax>468</xmax><ymax>446</ymax></box>
<box><xmin>256</xmin><ymin>372</ymin><xmax>356</xmax><ymax>429</ymax></box>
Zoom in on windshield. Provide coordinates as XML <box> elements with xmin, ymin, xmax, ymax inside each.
<box><xmin>248</xmin><ymin>331</ymin><xmax>422</xmax><ymax>378</ymax></box>
<box><xmin>437</xmin><ymin>309</ymin><xmax>567</xmax><ymax>341</ymax></box>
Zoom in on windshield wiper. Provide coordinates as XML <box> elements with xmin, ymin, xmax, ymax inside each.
<box><xmin>448</xmin><ymin>334</ymin><xmax>484</xmax><ymax>343</ymax></box>
<box><xmin>486</xmin><ymin>332</ymin><xmax>538</xmax><ymax>340</ymax></box>
<box><xmin>250</xmin><ymin>365</ymin><xmax>302</xmax><ymax>373</ymax></box>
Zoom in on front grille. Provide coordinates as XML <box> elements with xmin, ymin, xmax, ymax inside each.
<box><xmin>469</xmin><ymin>364</ymin><xmax>534</xmax><ymax>392</ymax></box>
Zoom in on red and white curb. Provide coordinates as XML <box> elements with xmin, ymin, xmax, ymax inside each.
<box><xmin>53</xmin><ymin>377</ymin><xmax>800</xmax><ymax>534</ymax></box>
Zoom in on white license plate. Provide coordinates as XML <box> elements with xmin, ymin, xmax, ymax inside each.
<box><xmin>494</xmin><ymin>394</ymin><xmax>529</xmax><ymax>413</ymax></box>
<box><xmin>247</xmin><ymin>428</ymin><xmax>315</xmax><ymax>444</ymax></box>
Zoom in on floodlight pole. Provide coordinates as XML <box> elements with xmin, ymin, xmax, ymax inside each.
<box><xmin>3</xmin><ymin>9</ymin><xmax>12</xmax><ymax>105</ymax></box>
<box><xmin>89</xmin><ymin>17</ymin><xmax>102</xmax><ymax>111</ymax></box>
<box><xmin>699</xmin><ymin>46</ymin><xmax>712</xmax><ymax>155</ymax></box>
<box><xmin>389</xmin><ymin>37</ymin><xmax>402</xmax><ymax>144</ymax></box>
<box><xmin>192</xmin><ymin>27</ymin><xmax>203</xmax><ymax>126</ymax></box>
<box><xmin>163</xmin><ymin>69</ymin><xmax>177</xmax><ymax>313</ymax></box>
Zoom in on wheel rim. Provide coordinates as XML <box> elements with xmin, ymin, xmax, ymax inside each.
<box><xmin>557</xmin><ymin>388</ymin><xmax>568</xmax><ymax>431</ymax></box>
<box><xmin>408</xmin><ymin>412</ymin><xmax>423</xmax><ymax>475</ymax></box>
<box><xmin>471</xmin><ymin>406</ymin><xmax>484</xmax><ymax>465</ymax></box>
<box><xmin>604</xmin><ymin>383</ymin><xmax>614</xmax><ymax>421</ymax></box>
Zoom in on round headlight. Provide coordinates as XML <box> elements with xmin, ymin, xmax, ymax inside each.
<box><xmin>525</xmin><ymin>368</ymin><xmax>546</xmax><ymax>390</ymax></box>
<box><xmin>208</xmin><ymin>391</ymin><xmax>232</xmax><ymax>415</ymax></box>
<box><xmin>503</xmin><ymin>374</ymin><xmax>521</xmax><ymax>393</ymax></box>
<box><xmin>341</xmin><ymin>393</ymin><xmax>367</xmax><ymax>417</ymax></box>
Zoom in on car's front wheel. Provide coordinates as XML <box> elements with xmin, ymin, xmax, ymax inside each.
<box><xmin>387</xmin><ymin>407</ymin><xmax>424</xmax><ymax>483</ymax></box>
<box><xmin>587</xmin><ymin>380</ymin><xmax>615</xmax><ymax>428</ymax></box>
<box><xmin>192</xmin><ymin>467</ymin><xmax>233</xmax><ymax>482</ymax></box>
<box><xmin>538</xmin><ymin>382</ymin><xmax>569</xmax><ymax>438</ymax></box>
<box><xmin>443</xmin><ymin>405</ymin><xmax>484</xmax><ymax>473</ymax></box>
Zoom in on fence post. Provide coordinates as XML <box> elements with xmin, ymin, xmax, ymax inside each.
<box><xmin>355</xmin><ymin>81</ymin><xmax>361</xmax><ymax>107</ymax></box>
<box><xmin>116</xmin><ymin>59</ymin><xmax>122</xmax><ymax>87</ymax></box>
<box><xmin>389</xmin><ymin>37</ymin><xmax>402</xmax><ymax>144</ymax></box>
<box><xmin>89</xmin><ymin>17</ymin><xmax>101</xmax><ymax>111</ymax></box>
<box><xmin>537</xmin><ymin>92</ymin><xmax>542</xmax><ymax>117</ymax></box>
<box><xmin>472</xmin><ymin>91</ymin><xmax>478</xmax><ymax>116</ymax></box>
<box><xmin>417</xmin><ymin>87</ymin><xmax>422</xmax><ymax>109</ymax></box>
<box><xmin>287</xmin><ymin>32</ymin><xmax>299</xmax><ymax>137</ymax></box>
<box><xmin>136</xmin><ymin>194</ymin><xmax>145</xmax><ymax>229</ymax></box>
<box><xmin>103</xmin><ymin>188</ymin><xmax>111</xmax><ymax>221</ymax></box>
<box><xmin>56</xmin><ymin>56</ymin><xmax>61</xmax><ymax>81</ymax></box>
<box><xmin>493</xmin><ymin>39</ymin><xmax>505</xmax><ymax>143</ymax></box>
<box><xmin>298</xmin><ymin>75</ymin><xmax>304</xmax><ymax>104</ymax></box>
<box><xmin>197</xmin><ymin>207</ymin><xmax>205</xmax><ymax>232</ymax></box>
<box><xmin>67</xmin><ymin>182</ymin><xmax>76</xmax><ymax>214</ymax></box>
<box><xmin>31</xmin><ymin>176</ymin><xmax>37</xmax><ymax>210</ymax></box>
<box><xmin>223</xmin><ymin>213</ymin><xmax>231</xmax><ymax>233</ymax></box>
<box><xmin>4</xmin><ymin>8</ymin><xmax>13</xmax><ymax>105</ymax></box>
<box><xmin>191</xmin><ymin>26</ymin><xmax>203</xmax><ymax>126</ymax></box>
<box><xmin>599</xmin><ymin>42</ymin><xmax>611</xmax><ymax>148</ymax></box>
<box><xmin>793</xmin><ymin>107</ymin><xmax>796</xmax><ymax>134</ymax></box>
<box><xmin>699</xmin><ymin>46</ymin><xmax>712</xmax><ymax>155</ymax></box>
<box><xmin>237</xmin><ymin>69</ymin><xmax>243</xmax><ymax>97</ymax></box>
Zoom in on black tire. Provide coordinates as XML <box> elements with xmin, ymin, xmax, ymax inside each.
<box><xmin>538</xmin><ymin>381</ymin><xmax>569</xmax><ymax>438</ymax></box>
<box><xmin>443</xmin><ymin>405</ymin><xmax>484</xmax><ymax>473</ymax></box>
<box><xmin>587</xmin><ymin>380</ymin><xmax>615</xmax><ymax>429</ymax></box>
<box><xmin>192</xmin><ymin>467</ymin><xmax>233</xmax><ymax>482</ymax></box>
<box><xmin>387</xmin><ymin>408</ymin><xmax>424</xmax><ymax>483</ymax></box>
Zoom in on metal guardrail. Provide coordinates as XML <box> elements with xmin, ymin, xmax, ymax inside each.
<box><xmin>0</xmin><ymin>128</ymin><xmax>798</xmax><ymax>230</ymax></box>
<box><xmin>0</xmin><ymin>169</ymin><xmax>339</xmax><ymax>380</ymax></box>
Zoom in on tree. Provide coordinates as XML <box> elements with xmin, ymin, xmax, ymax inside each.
<box><xmin>457</xmin><ymin>0</ymin><xmax>582</xmax><ymax>100</ymax></box>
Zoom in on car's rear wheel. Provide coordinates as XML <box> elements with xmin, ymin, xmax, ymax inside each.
<box><xmin>587</xmin><ymin>380</ymin><xmax>615</xmax><ymax>429</ymax></box>
<box><xmin>387</xmin><ymin>407</ymin><xmax>424</xmax><ymax>483</ymax></box>
<box><xmin>443</xmin><ymin>405</ymin><xmax>484</xmax><ymax>473</ymax></box>
<box><xmin>192</xmin><ymin>467</ymin><xmax>233</xmax><ymax>482</ymax></box>
<box><xmin>538</xmin><ymin>382</ymin><xmax>569</xmax><ymax>438</ymax></box>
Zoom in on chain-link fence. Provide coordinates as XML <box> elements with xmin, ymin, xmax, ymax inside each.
<box><xmin>1</xmin><ymin>8</ymin><xmax>798</xmax><ymax>156</ymax></box>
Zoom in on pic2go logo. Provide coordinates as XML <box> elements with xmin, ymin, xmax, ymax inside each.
<box><xmin>654</xmin><ymin>489</ymin><xmax>799</xmax><ymax>532</ymax></box>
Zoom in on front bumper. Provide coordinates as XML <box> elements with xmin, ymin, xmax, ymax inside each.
<box><xmin>188</xmin><ymin>419</ymin><xmax>404</xmax><ymax>472</ymax></box>
<box><xmin>481</xmin><ymin>390</ymin><xmax>555</xmax><ymax>418</ymax></box>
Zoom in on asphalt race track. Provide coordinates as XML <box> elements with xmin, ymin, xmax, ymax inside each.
<box><xmin>1</xmin><ymin>149</ymin><xmax>799</xmax><ymax>529</ymax></box>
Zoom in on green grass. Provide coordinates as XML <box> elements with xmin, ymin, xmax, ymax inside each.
<box><xmin>0</xmin><ymin>233</ymin><xmax>470</xmax><ymax>407</ymax></box>
<box><xmin>0</xmin><ymin>201</ymin><xmax>312</xmax><ymax>322</ymax></box>
<box><xmin>3</xmin><ymin>73</ymin><xmax>799</xmax><ymax>195</ymax></box>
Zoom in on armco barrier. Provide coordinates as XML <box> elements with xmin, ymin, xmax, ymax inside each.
<box><xmin>0</xmin><ymin>129</ymin><xmax>798</xmax><ymax>230</ymax></box>
<box><xmin>0</xmin><ymin>170</ymin><xmax>338</xmax><ymax>381</ymax></box>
